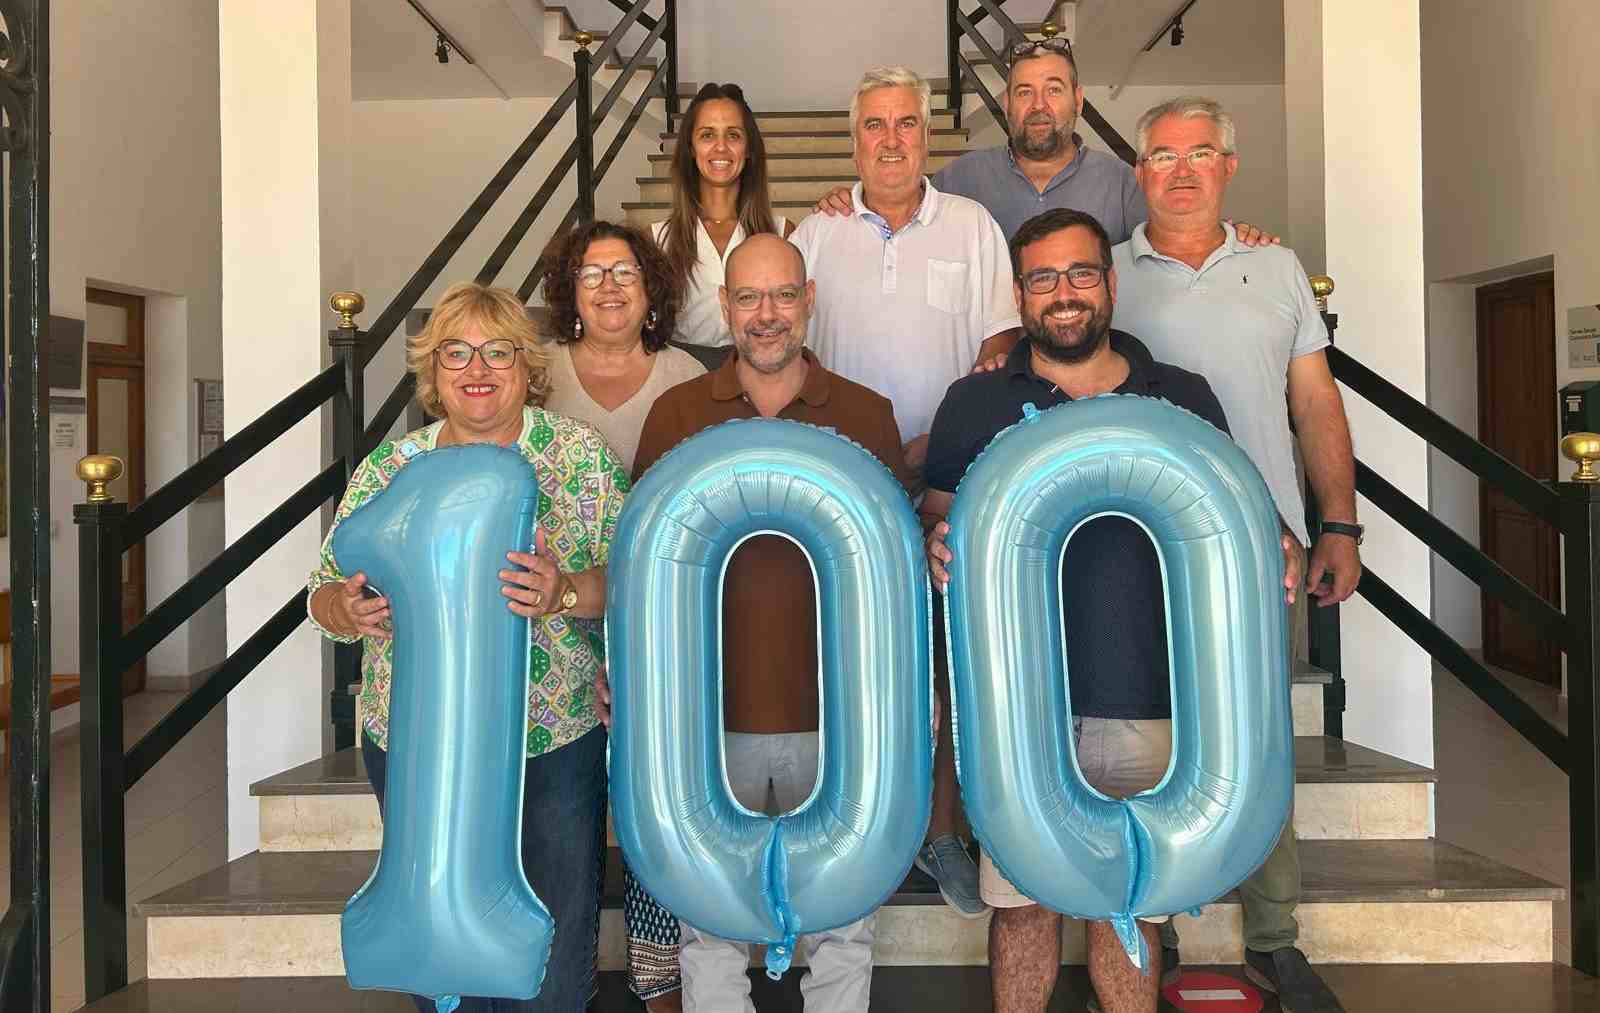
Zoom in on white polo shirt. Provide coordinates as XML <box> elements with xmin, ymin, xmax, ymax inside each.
<box><xmin>652</xmin><ymin>216</ymin><xmax>790</xmax><ymax>348</ymax></box>
<box><xmin>790</xmin><ymin>179</ymin><xmax>1020</xmax><ymax>442</ymax></box>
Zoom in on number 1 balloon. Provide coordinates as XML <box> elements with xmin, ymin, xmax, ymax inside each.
<box><xmin>335</xmin><ymin>443</ymin><xmax>552</xmax><ymax>1009</ymax></box>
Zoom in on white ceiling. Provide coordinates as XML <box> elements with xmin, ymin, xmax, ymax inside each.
<box><xmin>352</xmin><ymin>0</ymin><xmax>574</xmax><ymax>101</ymax></box>
<box><xmin>1072</xmin><ymin>0</ymin><xmax>1285</xmax><ymax>87</ymax></box>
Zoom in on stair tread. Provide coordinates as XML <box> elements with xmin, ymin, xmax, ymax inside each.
<box><xmin>75</xmin><ymin>964</ymin><xmax>1600</xmax><ymax>1012</ymax></box>
<box><xmin>251</xmin><ymin>731</ymin><xmax>1429</xmax><ymax>800</ymax></box>
<box><xmin>132</xmin><ymin>838</ymin><xmax>1560</xmax><ymax>920</ymax></box>
<box><xmin>660</xmin><ymin>128</ymin><xmax>970</xmax><ymax>140</ymax></box>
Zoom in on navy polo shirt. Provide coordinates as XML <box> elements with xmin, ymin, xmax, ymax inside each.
<box><xmin>926</xmin><ymin>331</ymin><xmax>1230</xmax><ymax>719</ymax></box>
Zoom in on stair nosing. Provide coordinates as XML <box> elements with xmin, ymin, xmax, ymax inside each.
<box><xmin>647</xmin><ymin>150</ymin><xmax>973</xmax><ymax>162</ymax></box>
<box><xmin>134</xmin><ymin>840</ymin><xmax>1562</xmax><ymax>921</ymax></box>
<box><xmin>660</xmin><ymin>129</ymin><xmax>969</xmax><ymax>140</ymax></box>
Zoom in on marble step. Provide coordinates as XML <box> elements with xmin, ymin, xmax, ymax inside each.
<box><xmin>661</xmin><ymin>127</ymin><xmax>971</xmax><ymax>155</ymax></box>
<box><xmin>645</xmin><ymin>150</ymin><xmax>972</xmax><ymax>178</ymax></box>
<box><xmin>73</xmin><ymin>963</ymin><xmax>1600</xmax><ymax>1012</ymax></box>
<box><xmin>134</xmin><ymin>839</ymin><xmax>1558</xmax><ymax>978</ymax></box>
<box><xmin>252</xmin><ymin>730</ymin><xmax>1429</xmax><ymax>855</ymax></box>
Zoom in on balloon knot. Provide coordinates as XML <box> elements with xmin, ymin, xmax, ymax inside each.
<box><xmin>1021</xmin><ymin>402</ymin><xmax>1040</xmax><ymax>419</ymax></box>
<box><xmin>435</xmin><ymin>995</ymin><xmax>462</xmax><ymax>1013</ymax></box>
<box><xmin>765</xmin><ymin>935</ymin><xmax>797</xmax><ymax>979</ymax></box>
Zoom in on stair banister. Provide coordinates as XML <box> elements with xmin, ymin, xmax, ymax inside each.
<box><xmin>574</xmin><ymin>33</ymin><xmax>597</xmax><ymax>224</ymax></box>
<box><xmin>329</xmin><ymin>293</ymin><xmax>368</xmax><ymax>750</ymax></box>
<box><xmin>1304</xmin><ymin>275</ymin><xmax>1346</xmax><ymax>737</ymax></box>
<box><xmin>1560</xmin><ymin>447</ymin><xmax>1600</xmax><ymax>977</ymax></box>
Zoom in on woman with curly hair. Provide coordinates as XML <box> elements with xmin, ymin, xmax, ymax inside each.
<box><xmin>653</xmin><ymin>83</ymin><xmax>794</xmax><ymax>365</ymax></box>
<box><xmin>539</xmin><ymin>220</ymin><xmax>705</xmax><ymax>475</ymax></box>
<box><xmin>536</xmin><ymin>220</ymin><xmax>698</xmax><ymax>1010</ymax></box>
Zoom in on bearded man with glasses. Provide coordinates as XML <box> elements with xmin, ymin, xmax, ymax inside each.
<box><xmin>1110</xmin><ymin>96</ymin><xmax>1357</xmax><ymax>1013</ymax></box>
<box><xmin>922</xmin><ymin>207</ymin><xmax>1305</xmax><ymax>1013</ymax></box>
<box><xmin>629</xmin><ymin>233</ymin><xmax>911</xmax><ymax>1013</ymax></box>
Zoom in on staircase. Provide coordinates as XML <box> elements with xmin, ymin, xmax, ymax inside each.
<box><xmin>53</xmin><ymin>10</ymin><xmax>1600</xmax><ymax>1013</ymax></box>
<box><xmin>69</xmin><ymin>661</ymin><xmax>1572</xmax><ymax>1010</ymax></box>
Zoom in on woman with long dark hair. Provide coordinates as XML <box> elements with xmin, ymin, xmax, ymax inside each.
<box><xmin>653</xmin><ymin>83</ymin><xmax>794</xmax><ymax>365</ymax></box>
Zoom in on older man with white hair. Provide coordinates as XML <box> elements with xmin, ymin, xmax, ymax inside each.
<box><xmin>787</xmin><ymin>65</ymin><xmax>1021</xmax><ymax>919</ymax></box>
<box><xmin>1111</xmin><ymin>95</ymin><xmax>1358</xmax><ymax>1013</ymax></box>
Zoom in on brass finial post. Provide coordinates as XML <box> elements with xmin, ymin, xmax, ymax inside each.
<box><xmin>330</xmin><ymin>291</ymin><xmax>365</xmax><ymax>331</ymax></box>
<box><xmin>1309</xmin><ymin>275</ymin><xmax>1335</xmax><ymax>313</ymax></box>
<box><xmin>1040</xmin><ymin>21</ymin><xmax>1060</xmax><ymax>39</ymax></box>
<box><xmin>574</xmin><ymin>30</ymin><xmax>594</xmax><ymax>50</ymax></box>
<box><xmin>1563</xmin><ymin>433</ymin><xmax>1600</xmax><ymax>483</ymax></box>
<box><xmin>77</xmin><ymin>455</ymin><xmax>125</xmax><ymax>504</ymax></box>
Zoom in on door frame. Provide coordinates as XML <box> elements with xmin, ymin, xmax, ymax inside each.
<box><xmin>1475</xmin><ymin>270</ymin><xmax>1559</xmax><ymax>685</ymax></box>
<box><xmin>86</xmin><ymin>287</ymin><xmax>148</xmax><ymax>693</ymax></box>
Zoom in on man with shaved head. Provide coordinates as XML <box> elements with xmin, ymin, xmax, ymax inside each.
<box><xmin>631</xmin><ymin>232</ymin><xmax>910</xmax><ymax>1012</ymax></box>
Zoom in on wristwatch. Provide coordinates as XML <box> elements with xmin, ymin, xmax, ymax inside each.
<box><xmin>554</xmin><ymin>577</ymin><xmax>580</xmax><ymax>614</ymax></box>
<box><xmin>1319</xmin><ymin>520</ymin><xmax>1364</xmax><ymax>545</ymax></box>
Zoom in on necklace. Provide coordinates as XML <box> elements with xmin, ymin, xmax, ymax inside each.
<box><xmin>701</xmin><ymin>214</ymin><xmax>734</xmax><ymax>226</ymax></box>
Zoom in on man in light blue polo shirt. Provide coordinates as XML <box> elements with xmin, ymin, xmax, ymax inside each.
<box><xmin>1112</xmin><ymin>95</ymin><xmax>1358</xmax><ymax>1013</ymax></box>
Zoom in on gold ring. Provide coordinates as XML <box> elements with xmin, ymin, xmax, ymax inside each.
<box><xmin>530</xmin><ymin>590</ymin><xmax>544</xmax><ymax>609</ymax></box>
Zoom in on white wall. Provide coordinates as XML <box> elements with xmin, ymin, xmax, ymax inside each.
<box><xmin>1420</xmin><ymin>0</ymin><xmax>1600</xmax><ymax>676</ymax></box>
<box><xmin>350</xmin><ymin>96</ymin><xmax>658</xmax><ymax>411</ymax></box>
<box><xmin>1426</xmin><ymin>280</ymin><xmax>1482</xmax><ymax>649</ymax></box>
<box><xmin>1282</xmin><ymin>0</ymin><xmax>1325</xmax><ymax>271</ymax></box>
<box><xmin>1322</xmin><ymin>1</ymin><xmax>1433</xmax><ymax>769</ymax></box>
<box><xmin>15</xmin><ymin>1</ymin><xmax>227</xmax><ymax>723</ymax></box>
<box><xmin>221</xmin><ymin>0</ymin><xmax>354</xmax><ymax>859</ymax></box>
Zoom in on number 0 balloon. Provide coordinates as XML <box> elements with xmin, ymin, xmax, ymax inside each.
<box><xmin>944</xmin><ymin>397</ymin><xmax>1294</xmax><ymax>965</ymax></box>
<box><xmin>335</xmin><ymin>444</ymin><xmax>553</xmax><ymax>1009</ymax></box>
<box><xmin>607</xmin><ymin>419</ymin><xmax>932</xmax><ymax>976</ymax></box>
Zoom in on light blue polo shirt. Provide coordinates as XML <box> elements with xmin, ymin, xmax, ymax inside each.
<box><xmin>1111</xmin><ymin>222</ymin><xmax>1329</xmax><ymax>544</ymax></box>
<box><xmin>932</xmin><ymin>136</ymin><xmax>1147</xmax><ymax>242</ymax></box>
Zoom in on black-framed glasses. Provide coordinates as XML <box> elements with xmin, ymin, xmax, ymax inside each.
<box><xmin>1019</xmin><ymin>264</ymin><xmax>1108</xmax><ymax>294</ymax></box>
<box><xmin>575</xmin><ymin>262</ymin><xmax>642</xmax><ymax>289</ymax></box>
<box><xmin>436</xmin><ymin>338</ymin><xmax>520</xmax><ymax>371</ymax></box>
<box><xmin>1007</xmin><ymin>37</ymin><xmax>1074</xmax><ymax>64</ymax></box>
<box><xmin>729</xmin><ymin>285</ymin><xmax>805</xmax><ymax>311</ymax></box>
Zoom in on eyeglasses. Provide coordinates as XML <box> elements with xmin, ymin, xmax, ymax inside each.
<box><xmin>436</xmin><ymin>338</ymin><xmax>520</xmax><ymax>371</ymax></box>
<box><xmin>1019</xmin><ymin>264</ymin><xmax>1108</xmax><ymax>294</ymax></box>
<box><xmin>574</xmin><ymin>262</ymin><xmax>642</xmax><ymax>289</ymax></box>
<box><xmin>1007</xmin><ymin>37</ymin><xmax>1074</xmax><ymax>63</ymax></box>
<box><xmin>1140</xmin><ymin>148</ymin><xmax>1224</xmax><ymax>173</ymax></box>
<box><xmin>729</xmin><ymin>285</ymin><xmax>805</xmax><ymax>311</ymax></box>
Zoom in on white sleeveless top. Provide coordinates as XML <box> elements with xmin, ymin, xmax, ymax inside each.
<box><xmin>652</xmin><ymin>216</ymin><xmax>790</xmax><ymax>348</ymax></box>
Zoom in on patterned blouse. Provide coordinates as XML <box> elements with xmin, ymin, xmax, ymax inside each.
<box><xmin>307</xmin><ymin>404</ymin><xmax>629</xmax><ymax>757</ymax></box>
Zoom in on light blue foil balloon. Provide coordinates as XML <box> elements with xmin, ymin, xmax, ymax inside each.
<box><xmin>335</xmin><ymin>444</ymin><xmax>552</xmax><ymax>1008</ymax></box>
<box><xmin>607</xmin><ymin>418</ymin><xmax>932</xmax><ymax>977</ymax></box>
<box><xmin>944</xmin><ymin>396</ymin><xmax>1293</xmax><ymax>967</ymax></box>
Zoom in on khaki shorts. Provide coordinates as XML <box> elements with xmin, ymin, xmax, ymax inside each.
<box><xmin>979</xmin><ymin>716</ymin><xmax>1173</xmax><ymax>919</ymax></box>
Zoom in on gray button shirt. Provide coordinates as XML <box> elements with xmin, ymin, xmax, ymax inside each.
<box><xmin>1111</xmin><ymin>222</ymin><xmax>1330</xmax><ymax>544</ymax></box>
<box><xmin>932</xmin><ymin>137</ymin><xmax>1147</xmax><ymax>242</ymax></box>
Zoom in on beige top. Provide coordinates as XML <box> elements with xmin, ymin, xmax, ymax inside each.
<box><xmin>542</xmin><ymin>341</ymin><xmax>706</xmax><ymax>473</ymax></box>
<box><xmin>652</xmin><ymin>216</ymin><xmax>791</xmax><ymax>347</ymax></box>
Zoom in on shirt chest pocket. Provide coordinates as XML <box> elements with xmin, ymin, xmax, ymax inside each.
<box><xmin>926</xmin><ymin>258</ymin><xmax>972</xmax><ymax>315</ymax></box>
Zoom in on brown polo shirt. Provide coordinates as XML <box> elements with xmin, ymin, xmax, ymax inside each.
<box><xmin>632</xmin><ymin>349</ymin><xmax>911</xmax><ymax>734</ymax></box>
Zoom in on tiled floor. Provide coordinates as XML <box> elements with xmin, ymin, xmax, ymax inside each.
<box><xmin>1431</xmin><ymin>660</ymin><xmax>1572</xmax><ymax>966</ymax></box>
<box><xmin>0</xmin><ymin>693</ymin><xmax>228</xmax><ymax>1013</ymax></box>
<box><xmin>0</xmin><ymin>659</ymin><xmax>1579</xmax><ymax>1011</ymax></box>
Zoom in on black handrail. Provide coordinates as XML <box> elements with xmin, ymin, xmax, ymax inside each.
<box><xmin>953</xmin><ymin>10</ymin><xmax>1008</xmax><ymax>127</ymax></box>
<box><xmin>1328</xmin><ymin>345</ymin><xmax>1561</xmax><ymax>527</ymax></box>
<box><xmin>586</xmin><ymin>0</ymin><xmax>653</xmax><ymax>78</ymax></box>
<box><xmin>1355</xmin><ymin>459</ymin><xmax>1570</xmax><ymax>645</ymax></box>
<box><xmin>1356</xmin><ymin>567</ymin><xmax>1567</xmax><ymax>771</ymax></box>
<box><xmin>592</xmin><ymin>14</ymin><xmax>669</xmax><ymax>127</ymax></box>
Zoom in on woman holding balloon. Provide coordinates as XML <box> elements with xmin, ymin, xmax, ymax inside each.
<box><xmin>536</xmin><ymin>220</ymin><xmax>694</xmax><ymax>1012</ymax></box>
<box><xmin>307</xmin><ymin>281</ymin><xmax>627</xmax><ymax>1012</ymax></box>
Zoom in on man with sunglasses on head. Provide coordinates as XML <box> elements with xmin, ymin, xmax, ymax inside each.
<box><xmin>1110</xmin><ymin>96</ymin><xmax>1357</xmax><ymax>1013</ymax></box>
<box><xmin>922</xmin><ymin>207</ymin><xmax>1304</xmax><ymax>1013</ymax></box>
<box><xmin>628</xmin><ymin>232</ymin><xmax>910</xmax><ymax>1013</ymax></box>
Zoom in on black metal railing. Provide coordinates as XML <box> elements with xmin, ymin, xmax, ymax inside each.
<box><xmin>1308</xmin><ymin>285</ymin><xmax>1600</xmax><ymax>977</ymax></box>
<box><xmin>946</xmin><ymin>0</ymin><xmax>1138</xmax><ymax>165</ymax></box>
<box><xmin>56</xmin><ymin>1</ymin><xmax>679</xmax><ymax>1006</ymax></box>
<box><xmin>0</xmin><ymin>2</ymin><xmax>53</xmax><ymax>1011</ymax></box>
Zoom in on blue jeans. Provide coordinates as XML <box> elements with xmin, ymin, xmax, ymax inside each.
<box><xmin>363</xmin><ymin>726</ymin><xmax>608</xmax><ymax>1012</ymax></box>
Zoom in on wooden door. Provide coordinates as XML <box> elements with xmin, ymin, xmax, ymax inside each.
<box><xmin>86</xmin><ymin>288</ymin><xmax>147</xmax><ymax>693</ymax></box>
<box><xmin>1477</xmin><ymin>272</ymin><xmax>1559</xmax><ymax>685</ymax></box>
